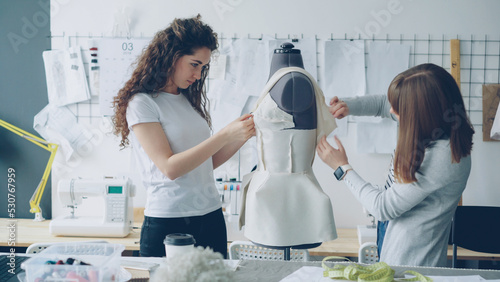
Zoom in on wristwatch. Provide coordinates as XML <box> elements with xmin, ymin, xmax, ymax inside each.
<box><xmin>334</xmin><ymin>164</ymin><xmax>353</xmax><ymax>181</ymax></box>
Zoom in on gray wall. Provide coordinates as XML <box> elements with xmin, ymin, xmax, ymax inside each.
<box><xmin>0</xmin><ymin>0</ymin><xmax>51</xmax><ymax>219</ymax></box>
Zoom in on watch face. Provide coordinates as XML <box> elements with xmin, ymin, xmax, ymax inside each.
<box><xmin>334</xmin><ymin>167</ymin><xmax>344</xmax><ymax>180</ymax></box>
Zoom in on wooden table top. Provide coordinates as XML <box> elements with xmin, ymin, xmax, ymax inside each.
<box><xmin>1</xmin><ymin>218</ymin><xmax>141</xmax><ymax>251</ymax></box>
<box><xmin>1</xmin><ymin>218</ymin><xmax>499</xmax><ymax>260</ymax></box>
<box><xmin>309</xmin><ymin>228</ymin><xmax>500</xmax><ymax>260</ymax></box>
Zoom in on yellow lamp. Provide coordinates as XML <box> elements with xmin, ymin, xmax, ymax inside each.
<box><xmin>0</xmin><ymin>118</ymin><xmax>58</xmax><ymax>221</ymax></box>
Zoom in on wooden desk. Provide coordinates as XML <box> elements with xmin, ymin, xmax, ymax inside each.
<box><xmin>0</xmin><ymin>218</ymin><xmax>140</xmax><ymax>251</ymax></box>
<box><xmin>309</xmin><ymin>228</ymin><xmax>500</xmax><ymax>261</ymax></box>
<box><xmin>2</xmin><ymin>218</ymin><xmax>499</xmax><ymax>261</ymax></box>
<box><xmin>309</xmin><ymin>228</ymin><xmax>359</xmax><ymax>257</ymax></box>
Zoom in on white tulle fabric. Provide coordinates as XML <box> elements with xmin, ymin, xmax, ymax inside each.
<box><xmin>239</xmin><ymin>67</ymin><xmax>338</xmax><ymax>247</ymax></box>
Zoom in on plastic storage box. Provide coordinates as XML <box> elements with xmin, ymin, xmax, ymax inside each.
<box><xmin>22</xmin><ymin>243</ymin><xmax>125</xmax><ymax>282</ymax></box>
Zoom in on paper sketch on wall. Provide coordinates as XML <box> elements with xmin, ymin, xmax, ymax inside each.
<box><xmin>235</xmin><ymin>37</ymin><xmax>272</xmax><ymax>99</ymax></box>
<box><xmin>355</xmin><ymin>41</ymin><xmax>410</xmax><ymax>154</ymax></box>
<box><xmin>34</xmin><ymin>104</ymin><xmax>96</xmax><ymax>162</ymax></box>
<box><xmin>42</xmin><ymin>46</ymin><xmax>90</xmax><ymax>106</ymax></box>
<box><xmin>323</xmin><ymin>40</ymin><xmax>366</xmax><ymax>137</ymax></box>
<box><xmin>208</xmin><ymin>38</ymin><xmax>271</xmax><ymax>180</ymax></box>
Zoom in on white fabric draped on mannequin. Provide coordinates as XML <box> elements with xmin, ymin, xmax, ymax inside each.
<box><xmin>239</xmin><ymin>67</ymin><xmax>338</xmax><ymax>247</ymax></box>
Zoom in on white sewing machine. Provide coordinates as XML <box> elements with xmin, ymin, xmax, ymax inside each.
<box><xmin>49</xmin><ymin>177</ymin><xmax>135</xmax><ymax>238</ymax></box>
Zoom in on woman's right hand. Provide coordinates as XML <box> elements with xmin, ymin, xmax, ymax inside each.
<box><xmin>329</xmin><ymin>96</ymin><xmax>350</xmax><ymax>119</ymax></box>
<box><xmin>221</xmin><ymin>113</ymin><xmax>255</xmax><ymax>143</ymax></box>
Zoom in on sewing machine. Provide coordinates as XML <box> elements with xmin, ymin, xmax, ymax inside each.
<box><xmin>49</xmin><ymin>177</ymin><xmax>135</xmax><ymax>238</ymax></box>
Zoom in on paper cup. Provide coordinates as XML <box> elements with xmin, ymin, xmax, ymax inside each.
<box><xmin>164</xmin><ymin>233</ymin><xmax>195</xmax><ymax>260</ymax></box>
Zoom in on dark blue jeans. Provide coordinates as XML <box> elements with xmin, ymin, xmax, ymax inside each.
<box><xmin>377</xmin><ymin>220</ymin><xmax>389</xmax><ymax>257</ymax></box>
<box><xmin>140</xmin><ymin>208</ymin><xmax>227</xmax><ymax>258</ymax></box>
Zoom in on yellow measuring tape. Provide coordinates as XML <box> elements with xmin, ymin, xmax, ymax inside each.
<box><xmin>322</xmin><ymin>256</ymin><xmax>433</xmax><ymax>282</ymax></box>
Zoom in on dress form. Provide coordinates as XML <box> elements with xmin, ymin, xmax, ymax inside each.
<box><xmin>252</xmin><ymin>43</ymin><xmax>322</xmax><ymax>252</ymax></box>
<box><xmin>268</xmin><ymin>42</ymin><xmax>317</xmax><ymax>130</ymax></box>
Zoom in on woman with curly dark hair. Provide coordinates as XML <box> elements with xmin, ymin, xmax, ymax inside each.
<box><xmin>113</xmin><ymin>15</ymin><xmax>255</xmax><ymax>258</ymax></box>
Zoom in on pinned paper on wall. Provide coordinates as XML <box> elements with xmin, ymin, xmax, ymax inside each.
<box><xmin>98</xmin><ymin>38</ymin><xmax>151</xmax><ymax>116</ymax></box>
<box><xmin>355</xmin><ymin>41</ymin><xmax>410</xmax><ymax>154</ymax></box>
<box><xmin>208</xmin><ymin>39</ymin><xmax>250</xmax><ymax>180</ymax></box>
<box><xmin>34</xmin><ymin>104</ymin><xmax>95</xmax><ymax>162</ymax></box>
<box><xmin>42</xmin><ymin>46</ymin><xmax>90</xmax><ymax>106</ymax></box>
<box><xmin>357</xmin><ymin>118</ymin><xmax>398</xmax><ymax>154</ymax></box>
<box><xmin>323</xmin><ymin>40</ymin><xmax>366</xmax><ymax>137</ymax></box>
<box><xmin>208</xmin><ymin>38</ymin><xmax>242</xmax><ymax>108</ymax></box>
<box><xmin>208</xmin><ymin>54</ymin><xmax>227</xmax><ymax>80</ymax></box>
<box><xmin>323</xmin><ymin>40</ymin><xmax>365</xmax><ymax>98</ymax></box>
<box><xmin>208</xmin><ymin>39</ymin><xmax>244</xmax><ymax>133</ymax></box>
<box><xmin>366</xmin><ymin>41</ymin><xmax>410</xmax><ymax>95</ymax></box>
<box><xmin>208</xmin><ymin>38</ymin><xmax>267</xmax><ymax>180</ymax></box>
<box><xmin>209</xmin><ymin>80</ymin><xmax>242</xmax><ymax>120</ymax></box>
<box><xmin>235</xmin><ymin>37</ymin><xmax>272</xmax><ymax>98</ymax></box>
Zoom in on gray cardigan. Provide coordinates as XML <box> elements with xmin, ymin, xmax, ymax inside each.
<box><xmin>343</xmin><ymin>95</ymin><xmax>471</xmax><ymax>267</ymax></box>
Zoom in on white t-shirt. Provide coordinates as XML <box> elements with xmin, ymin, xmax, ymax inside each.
<box><xmin>126</xmin><ymin>92</ymin><xmax>221</xmax><ymax>218</ymax></box>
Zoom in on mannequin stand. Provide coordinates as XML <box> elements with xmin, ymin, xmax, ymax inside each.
<box><xmin>252</xmin><ymin>241</ymin><xmax>321</xmax><ymax>261</ymax></box>
<box><xmin>284</xmin><ymin>247</ymin><xmax>291</xmax><ymax>261</ymax></box>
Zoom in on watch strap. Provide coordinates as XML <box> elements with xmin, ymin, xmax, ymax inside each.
<box><xmin>340</xmin><ymin>164</ymin><xmax>353</xmax><ymax>175</ymax></box>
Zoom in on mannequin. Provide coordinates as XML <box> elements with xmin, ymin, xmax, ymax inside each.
<box><xmin>268</xmin><ymin>42</ymin><xmax>316</xmax><ymax>130</ymax></box>
<box><xmin>239</xmin><ymin>43</ymin><xmax>337</xmax><ymax>254</ymax></box>
<box><xmin>262</xmin><ymin>43</ymin><xmax>320</xmax><ymax>250</ymax></box>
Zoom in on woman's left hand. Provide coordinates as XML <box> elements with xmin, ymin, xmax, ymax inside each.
<box><xmin>316</xmin><ymin>135</ymin><xmax>349</xmax><ymax>170</ymax></box>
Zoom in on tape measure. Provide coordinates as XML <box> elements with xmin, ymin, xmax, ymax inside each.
<box><xmin>321</xmin><ymin>256</ymin><xmax>432</xmax><ymax>281</ymax></box>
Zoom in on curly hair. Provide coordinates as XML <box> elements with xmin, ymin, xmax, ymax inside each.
<box><xmin>112</xmin><ymin>14</ymin><xmax>218</xmax><ymax>148</ymax></box>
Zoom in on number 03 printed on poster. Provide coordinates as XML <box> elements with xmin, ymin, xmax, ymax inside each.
<box><xmin>98</xmin><ymin>38</ymin><xmax>152</xmax><ymax>116</ymax></box>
